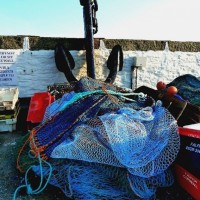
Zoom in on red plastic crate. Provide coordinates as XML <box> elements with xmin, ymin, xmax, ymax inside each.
<box><xmin>175</xmin><ymin>164</ymin><xmax>200</xmax><ymax>200</ymax></box>
<box><xmin>178</xmin><ymin>127</ymin><xmax>200</xmax><ymax>139</ymax></box>
<box><xmin>27</xmin><ymin>92</ymin><xmax>55</xmax><ymax>124</ymax></box>
<box><xmin>175</xmin><ymin>127</ymin><xmax>200</xmax><ymax>200</ymax></box>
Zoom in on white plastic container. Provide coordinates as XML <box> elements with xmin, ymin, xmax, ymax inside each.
<box><xmin>0</xmin><ymin>118</ymin><xmax>17</xmax><ymax>132</ymax></box>
<box><xmin>0</xmin><ymin>88</ymin><xmax>19</xmax><ymax>111</ymax></box>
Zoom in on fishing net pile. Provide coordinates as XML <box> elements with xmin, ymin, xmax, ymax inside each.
<box><xmin>17</xmin><ymin>77</ymin><xmax>180</xmax><ymax>199</ymax></box>
<box><xmin>167</xmin><ymin>74</ymin><xmax>200</xmax><ymax>106</ymax></box>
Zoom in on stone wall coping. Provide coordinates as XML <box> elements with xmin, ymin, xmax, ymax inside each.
<box><xmin>1</xmin><ymin>36</ymin><xmax>200</xmax><ymax>52</ymax></box>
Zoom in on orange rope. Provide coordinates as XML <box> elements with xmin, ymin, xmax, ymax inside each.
<box><xmin>16</xmin><ymin>135</ymin><xmax>30</xmax><ymax>173</ymax></box>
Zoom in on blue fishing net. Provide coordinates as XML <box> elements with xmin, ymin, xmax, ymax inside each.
<box><xmin>32</xmin><ymin>159</ymin><xmax>174</xmax><ymax>200</ymax></box>
<box><xmin>74</xmin><ymin>76</ymin><xmax>132</xmax><ymax>93</ymax></box>
<box><xmin>32</xmin><ymin>94</ymin><xmax>110</xmax><ymax>158</ymax></box>
<box><xmin>50</xmin><ymin>101</ymin><xmax>179</xmax><ymax>178</ymax></box>
<box><xmin>167</xmin><ymin>74</ymin><xmax>200</xmax><ymax>106</ymax></box>
<box><xmin>25</xmin><ymin>77</ymin><xmax>180</xmax><ymax>199</ymax></box>
<box><xmin>127</xmin><ymin>169</ymin><xmax>174</xmax><ymax>199</ymax></box>
<box><xmin>33</xmin><ymin>160</ymin><xmax>135</xmax><ymax>200</ymax></box>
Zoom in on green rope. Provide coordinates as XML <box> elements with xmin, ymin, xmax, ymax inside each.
<box><xmin>59</xmin><ymin>90</ymin><xmax>146</xmax><ymax>112</ymax></box>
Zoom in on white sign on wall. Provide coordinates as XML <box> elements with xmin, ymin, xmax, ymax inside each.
<box><xmin>0</xmin><ymin>50</ymin><xmax>18</xmax><ymax>86</ymax></box>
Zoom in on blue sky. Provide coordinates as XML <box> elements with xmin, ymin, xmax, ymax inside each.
<box><xmin>0</xmin><ymin>0</ymin><xmax>200</xmax><ymax>41</ymax></box>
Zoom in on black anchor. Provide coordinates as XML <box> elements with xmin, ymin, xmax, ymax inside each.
<box><xmin>55</xmin><ymin>0</ymin><xmax>123</xmax><ymax>84</ymax></box>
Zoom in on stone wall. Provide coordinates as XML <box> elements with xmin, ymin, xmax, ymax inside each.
<box><xmin>2</xmin><ymin>36</ymin><xmax>200</xmax><ymax>51</ymax></box>
<box><xmin>0</xmin><ymin>36</ymin><xmax>200</xmax><ymax>97</ymax></box>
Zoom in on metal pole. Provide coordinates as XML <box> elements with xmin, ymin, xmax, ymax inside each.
<box><xmin>80</xmin><ymin>0</ymin><xmax>96</xmax><ymax>79</ymax></box>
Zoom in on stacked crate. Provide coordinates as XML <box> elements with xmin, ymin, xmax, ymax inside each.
<box><xmin>175</xmin><ymin>126</ymin><xmax>200</xmax><ymax>200</ymax></box>
<box><xmin>27</xmin><ymin>92</ymin><xmax>55</xmax><ymax>130</ymax></box>
<box><xmin>0</xmin><ymin>88</ymin><xmax>19</xmax><ymax>132</ymax></box>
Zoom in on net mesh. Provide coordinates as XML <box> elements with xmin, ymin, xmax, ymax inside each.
<box><xmin>31</xmin><ymin>94</ymin><xmax>110</xmax><ymax>159</ymax></box>
<box><xmin>128</xmin><ymin>169</ymin><xmax>174</xmax><ymax>199</ymax></box>
<box><xmin>32</xmin><ymin>159</ymin><xmax>174</xmax><ymax>200</ymax></box>
<box><xmin>50</xmin><ymin>102</ymin><xmax>179</xmax><ymax>178</ymax></box>
<box><xmin>167</xmin><ymin>74</ymin><xmax>200</xmax><ymax>106</ymax></box>
<box><xmin>74</xmin><ymin>77</ymin><xmax>132</xmax><ymax>93</ymax></box>
<box><xmin>17</xmin><ymin>77</ymin><xmax>180</xmax><ymax>199</ymax></box>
